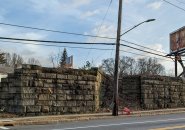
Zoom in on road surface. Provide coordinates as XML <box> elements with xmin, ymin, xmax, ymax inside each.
<box><xmin>2</xmin><ymin>113</ymin><xmax>185</xmax><ymax>130</ymax></box>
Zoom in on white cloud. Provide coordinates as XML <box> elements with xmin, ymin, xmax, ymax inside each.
<box><xmin>71</xmin><ymin>0</ymin><xmax>92</xmax><ymax>8</ymax></box>
<box><xmin>0</xmin><ymin>8</ymin><xmax>7</xmax><ymax>21</ymax></box>
<box><xmin>147</xmin><ymin>1</ymin><xmax>163</xmax><ymax>10</ymax></box>
<box><xmin>86</xmin><ymin>24</ymin><xmax>116</xmax><ymax>43</ymax></box>
<box><xmin>124</xmin><ymin>0</ymin><xmax>134</xmax><ymax>4</ymax></box>
<box><xmin>28</xmin><ymin>0</ymin><xmax>91</xmax><ymax>14</ymax></box>
<box><xmin>80</xmin><ymin>10</ymin><xmax>100</xmax><ymax>19</ymax></box>
<box><xmin>13</xmin><ymin>32</ymin><xmax>46</xmax><ymax>52</ymax></box>
<box><xmin>135</xmin><ymin>43</ymin><xmax>165</xmax><ymax>58</ymax></box>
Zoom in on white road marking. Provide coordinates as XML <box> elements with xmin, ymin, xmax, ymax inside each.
<box><xmin>52</xmin><ymin>117</ymin><xmax>185</xmax><ymax>130</ymax></box>
<box><xmin>0</xmin><ymin>127</ymin><xmax>9</xmax><ymax>130</ymax></box>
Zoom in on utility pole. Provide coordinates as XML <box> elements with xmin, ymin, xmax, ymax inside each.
<box><xmin>112</xmin><ymin>0</ymin><xmax>122</xmax><ymax>116</ymax></box>
<box><xmin>175</xmin><ymin>55</ymin><xmax>177</xmax><ymax>77</ymax></box>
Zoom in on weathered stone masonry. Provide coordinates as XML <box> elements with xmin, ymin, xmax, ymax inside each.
<box><xmin>102</xmin><ymin>76</ymin><xmax>185</xmax><ymax>111</ymax></box>
<box><xmin>1</xmin><ymin>65</ymin><xmax>185</xmax><ymax>116</ymax></box>
<box><xmin>0</xmin><ymin>65</ymin><xmax>105</xmax><ymax>116</ymax></box>
<box><xmin>140</xmin><ymin>76</ymin><xmax>185</xmax><ymax>109</ymax></box>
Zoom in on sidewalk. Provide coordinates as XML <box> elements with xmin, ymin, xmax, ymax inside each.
<box><xmin>1</xmin><ymin>108</ymin><xmax>185</xmax><ymax>126</ymax></box>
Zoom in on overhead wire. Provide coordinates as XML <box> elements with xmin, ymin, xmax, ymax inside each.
<box><xmin>122</xmin><ymin>49</ymin><xmax>173</xmax><ymax>62</ymax></box>
<box><xmin>0</xmin><ymin>22</ymin><xmax>115</xmax><ymax>40</ymax></box>
<box><xmin>0</xmin><ymin>40</ymin><xmax>114</xmax><ymax>50</ymax></box>
<box><xmin>0</xmin><ymin>36</ymin><xmax>177</xmax><ymax>61</ymax></box>
<box><xmin>0</xmin><ymin>39</ymin><xmax>173</xmax><ymax>62</ymax></box>
<box><xmin>85</xmin><ymin>0</ymin><xmax>113</xmax><ymax>63</ymax></box>
<box><xmin>0</xmin><ymin>22</ymin><xmax>167</xmax><ymax>55</ymax></box>
<box><xmin>175</xmin><ymin>0</ymin><xmax>185</xmax><ymax>5</ymax></box>
<box><xmin>162</xmin><ymin>0</ymin><xmax>185</xmax><ymax>12</ymax></box>
<box><xmin>120</xmin><ymin>43</ymin><xmax>183</xmax><ymax>61</ymax></box>
<box><xmin>121</xmin><ymin>39</ymin><xmax>167</xmax><ymax>55</ymax></box>
<box><xmin>0</xmin><ymin>36</ymin><xmax>115</xmax><ymax>46</ymax></box>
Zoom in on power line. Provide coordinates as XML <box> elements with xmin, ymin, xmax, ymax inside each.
<box><xmin>0</xmin><ymin>36</ymin><xmax>174</xmax><ymax>60</ymax></box>
<box><xmin>120</xmin><ymin>43</ymin><xmax>182</xmax><ymax>61</ymax></box>
<box><xmin>0</xmin><ymin>22</ymin><xmax>115</xmax><ymax>40</ymax></box>
<box><xmin>121</xmin><ymin>39</ymin><xmax>167</xmax><ymax>54</ymax></box>
<box><xmin>0</xmin><ymin>39</ymin><xmax>174</xmax><ymax>62</ymax></box>
<box><xmin>121</xmin><ymin>43</ymin><xmax>167</xmax><ymax>58</ymax></box>
<box><xmin>175</xmin><ymin>0</ymin><xmax>185</xmax><ymax>5</ymax></box>
<box><xmin>0</xmin><ymin>36</ymin><xmax>167</xmax><ymax>56</ymax></box>
<box><xmin>0</xmin><ymin>36</ymin><xmax>115</xmax><ymax>46</ymax></box>
<box><xmin>0</xmin><ymin>40</ymin><xmax>114</xmax><ymax>50</ymax></box>
<box><xmin>122</xmin><ymin>49</ymin><xmax>173</xmax><ymax>62</ymax></box>
<box><xmin>162</xmin><ymin>0</ymin><xmax>185</xmax><ymax>12</ymax></box>
<box><xmin>0</xmin><ymin>22</ymin><xmax>167</xmax><ymax>55</ymax></box>
<box><xmin>85</xmin><ymin>0</ymin><xmax>113</xmax><ymax>62</ymax></box>
<box><xmin>0</xmin><ymin>36</ymin><xmax>173</xmax><ymax>60</ymax></box>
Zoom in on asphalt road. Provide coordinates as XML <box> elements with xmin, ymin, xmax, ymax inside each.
<box><xmin>3</xmin><ymin>113</ymin><xmax>185</xmax><ymax>130</ymax></box>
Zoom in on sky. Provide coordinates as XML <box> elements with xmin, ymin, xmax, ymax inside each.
<box><xmin>0</xmin><ymin>0</ymin><xmax>185</xmax><ymax>75</ymax></box>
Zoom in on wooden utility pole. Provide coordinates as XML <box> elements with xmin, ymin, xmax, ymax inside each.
<box><xmin>175</xmin><ymin>55</ymin><xmax>177</xmax><ymax>77</ymax></box>
<box><xmin>112</xmin><ymin>0</ymin><xmax>122</xmax><ymax>116</ymax></box>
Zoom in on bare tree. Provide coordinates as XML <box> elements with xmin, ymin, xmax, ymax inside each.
<box><xmin>0</xmin><ymin>52</ymin><xmax>6</xmax><ymax>64</ymax></box>
<box><xmin>5</xmin><ymin>53</ymin><xmax>11</xmax><ymax>66</ymax></box>
<box><xmin>49</xmin><ymin>52</ymin><xmax>62</xmax><ymax>68</ymax></box>
<box><xmin>5</xmin><ymin>53</ymin><xmax>24</xmax><ymax>68</ymax></box>
<box><xmin>49</xmin><ymin>54</ymin><xmax>55</xmax><ymax>68</ymax></box>
<box><xmin>27</xmin><ymin>58</ymin><xmax>41</xmax><ymax>65</ymax></box>
<box><xmin>136</xmin><ymin>58</ymin><xmax>165</xmax><ymax>75</ymax></box>
<box><xmin>100</xmin><ymin>58</ymin><xmax>115</xmax><ymax>76</ymax></box>
<box><xmin>100</xmin><ymin>57</ymin><xmax>165</xmax><ymax>77</ymax></box>
<box><xmin>100</xmin><ymin>56</ymin><xmax>136</xmax><ymax>77</ymax></box>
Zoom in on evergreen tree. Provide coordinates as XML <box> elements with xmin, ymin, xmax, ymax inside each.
<box><xmin>60</xmin><ymin>48</ymin><xmax>68</xmax><ymax>68</ymax></box>
<box><xmin>0</xmin><ymin>53</ymin><xmax>6</xmax><ymax>64</ymax></box>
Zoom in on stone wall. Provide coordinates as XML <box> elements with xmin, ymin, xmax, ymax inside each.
<box><xmin>0</xmin><ymin>65</ymin><xmax>104</xmax><ymax>116</ymax></box>
<box><xmin>141</xmin><ymin>76</ymin><xmax>185</xmax><ymax>110</ymax></box>
<box><xmin>1</xmin><ymin>65</ymin><xmax>185</xmax><ymax>116</ymax></box>
<box><xmin>119</xmin><ymin>76</ymin><xmax>141</xmax><ymax>110</ymax></box>
<box><xmin>101</xmin><ymin>76</ymin><xmax>141</xmax><ymax>110</ymax></box>
<box><xmin>101</xmin><ymin>75</ymin><xmax>185</xmax><ymax>111</ymax></box>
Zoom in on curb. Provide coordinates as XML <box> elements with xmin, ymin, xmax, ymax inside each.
<box><xmin>1</xmin><ymin>108</ymin><xmax>185</xmax><ymax>126</ymax></box>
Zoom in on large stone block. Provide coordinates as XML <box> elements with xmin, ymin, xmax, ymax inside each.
<box><xmin>44</xmin><ymin>83</ymin><xmax>56</xmax><ymax>88</ymax></box>
<box><xmin>9</xmin><ymin>87</ymin><xmax>21</xmax><ymax>93</ymax></box>
<box><xmin>21</xmin><ymin>87</ymin><xmax>35</xmax><ymax>93</ymax></box>
<box><xmin>57</xmin><ymin>107</ymin><xmax>68</xmax><ymax>113</ymax></box>
<box><xmin>27</xmin><ymin>106</ymin><xmax>41</xmax><ymax>112</ymax></box>
<box><xmin>38</xmin><ymin>94</ymin><xmax>50</xmax><ymax>100</ymax></box>
<box><xmin>41</xmin><ymin>106</ymin><xmax>50</xmax><ymax>113</ymax></box>
<box><xmin>7</xmin><ymin>105</ymin><xmax>26</xmax><ymax>113</ymax></box>
<box><xmin>49</xmin><ymin>95</ymin><xmax>56</xmax><ymax>100</ymax></box>
<box><xmin>21</xmin><ymin>99</ymin><xmax>35</xmax><ymax>105</ymax></box>
<box><xmin>66</xmin><ymin>95</ymin><xmax>73</xmax><ymax>100</ymax></box>
<box><xmin>85</xmin><ymin>95</ymin><xmax>94</xmax><ymax>100</ymax></box>
<box><xmin>76</xmin><ymin>95</ymin><xmax>84</xmax><ymax>100</ymax></box>
<box><xmin>55</xmin><ymin>89</ymin><xmax>65</xmax><ymax>94</ymax></box>
<box><xmin>33</xmin><ymin>80</ymin><xmax>43</xmax><ymax>87</ymax></box>
<box><xmin>36</xmin><ymin>100</ymin><xmax>52</xmax><ymax>106</ymax></box>
<box><xmin>45</xmin><ymin>73</ymin><xmax>57</xmax><ymax>79</ymax></box>
<box><xmin>82</xmin><ymin>75</ymin><xmax>97</xmax><ymax>81</ymax></box>
<box><xmin>57</xmin><ymin>74</ymin><xmax>67</xmax><ymax>79</ymax></box>
<box><xmin>67</xmin><ymin>75</ymin><xmax>77</xmax><ymax>80</ymax></box>
<box><xmin>66</xmin><ymin>101</ymin><xmax>76</xmax><ymax>107</ymax></box>
<box><xmin>57</xmin><ymin>94</ymin><xmax>66</xmax><ymax>100</ymax></box>
<box><xmin>21</xmin><ymin>93</ymin><xmax>38</xmax><ymax>99</ymax></box>
<box><xmin>36</xmin><ymin>73</ymin><xmax>46</xmax><ymax>78</ymax></box>
<box><xmin>52</xmin><ymin>101</ymin><xmax>66</xmax><ymax>107</ymax></box>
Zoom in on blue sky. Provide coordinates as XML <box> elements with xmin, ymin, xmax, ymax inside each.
<box><xmin>0</xmin><ymin>0</ymin><xmax>185</xmax><ymax>74</ymax></box>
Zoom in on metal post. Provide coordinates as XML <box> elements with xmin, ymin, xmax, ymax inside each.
<box><xmin>175</xmin><ymin>55</ymin><xmax>177</xmax><ymax>77</ymax></box>
<box><xmin>112</xmin><ymin>0</ymin><xmax>122</xmax><ymax>116</ymax></box>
